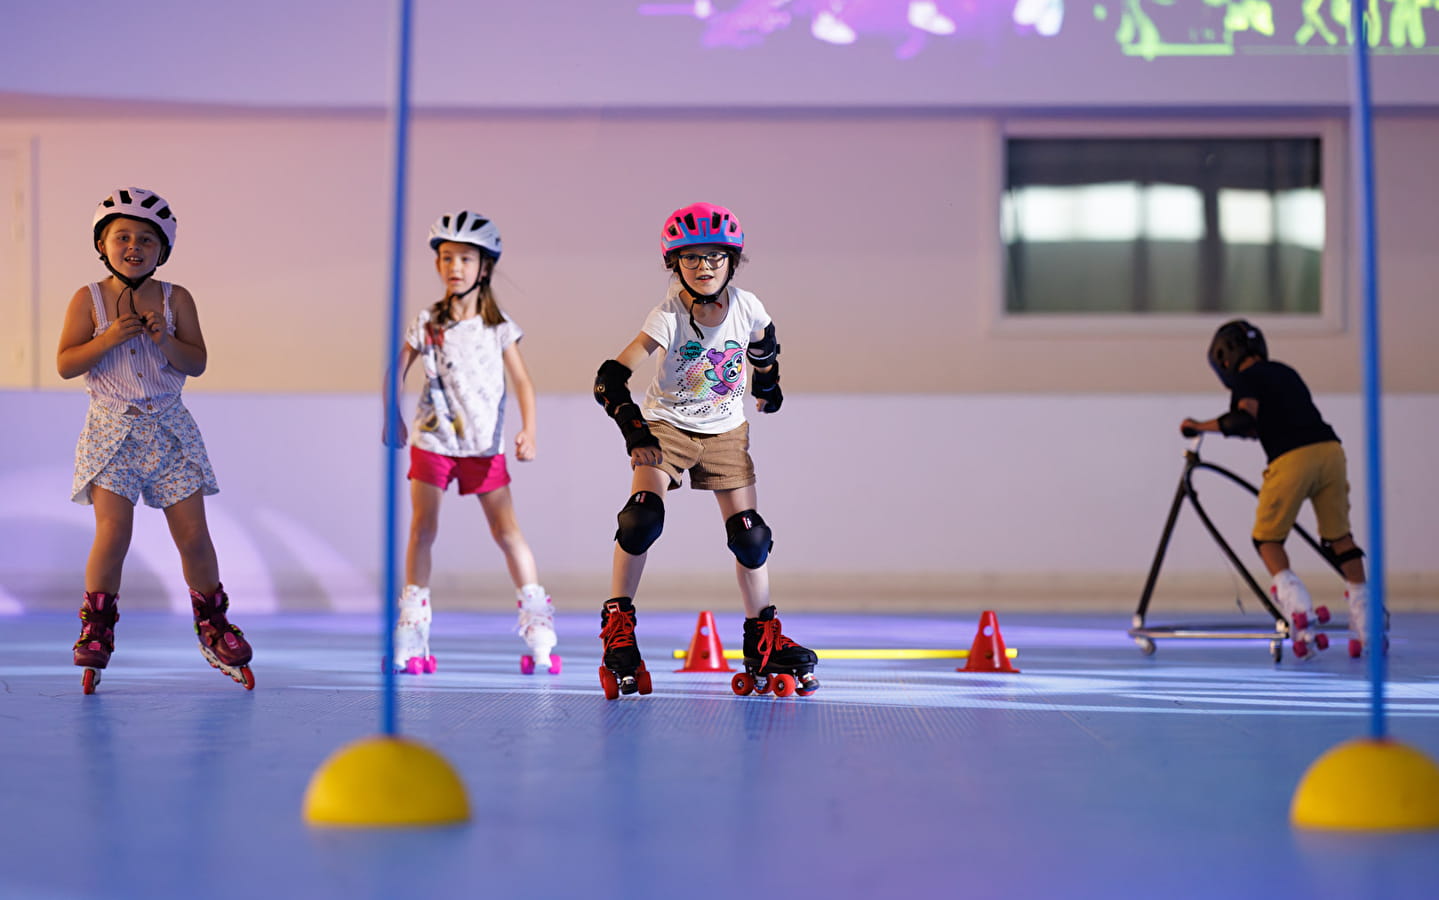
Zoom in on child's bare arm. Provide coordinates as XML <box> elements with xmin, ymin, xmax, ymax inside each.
<box><xmin>151</xmin><ymin>285</ymin><xmax>208</xmax><ymax>377</ymax></box>
<box><xmin>382</xmin><ymin>345</ymin><xmax>419</xmax><ymax>448</ymax></box>
<box><xmin>502</xmin><ymin>342</ymin><xmax>538</xmax><ymax>461</ymax></box>
<box><xmin>56</xmin><ymin>287</ymin><xmax>141</xmax><ymax>379</ymax></box>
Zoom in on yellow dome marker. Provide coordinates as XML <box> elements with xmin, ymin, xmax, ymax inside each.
<box><xmin>1291</xmin><ymin>738</ymin><xmax>1439</xmax><ymax>831</ymax></box>
<box><xmin>303</xmin><ymin>735</ymin><xmax>469</xmax><ymax>827</ymax></box>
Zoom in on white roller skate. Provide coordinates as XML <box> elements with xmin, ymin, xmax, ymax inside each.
<box><xmin>391</xmin><ymin>584</ymin><xmax>436</xmax><ymax>675</ymax></box>
<box><xmin>1344</xmin><ymin>583</ymin><xmax>1388</xmax><ymax>658</ymax></box>
<box><xmin>517</xmin><ymin>584</ymin><xmax>561</xmax><ymax>675</ymax></box>
<box><xmin>1271</xmin><ymin>570</ymin><xmax>1329</xmax><ymax>660</ymax></box>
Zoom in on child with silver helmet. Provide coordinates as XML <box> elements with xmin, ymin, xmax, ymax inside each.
<box><xmin>57</xmin><ymin>187</ymin><xmax>253</xmax><ymax>693</ymax></box>
<box><xmin>382</xmin><ymin>210</ymin><xmax>558</xmax><ymax>675</ymax></box>
<box><xmin>1180</xmin><ymin>319</ymin><xmax>1377</xmax><ymax>659</ymax></box>
<box><xmin>591</xmin><ymin>202</ymin><xmax>818</xmax><ymax>700</ymax></box>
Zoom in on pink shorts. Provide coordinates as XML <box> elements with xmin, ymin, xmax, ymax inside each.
<box><xmin>408</xmin><ymin>446</ymin><xmax>511</xmax><ymax>495</ymax></box>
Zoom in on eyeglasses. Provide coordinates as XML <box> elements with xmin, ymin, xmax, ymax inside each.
<box><xmin>676</xmin><ymin>251</ymin><xmax>731</xmax><ymax>270</ymax></box>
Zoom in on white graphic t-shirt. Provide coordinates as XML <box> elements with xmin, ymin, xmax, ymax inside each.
<box><xmin>405</xmin><ymin>308</ymin><xmax>522</xmax><ymax>457</ymax></box>
<box><xmin>641</xmin><ymin>277</ymin><xmax>772</xmax><ymax>435</ymax></box>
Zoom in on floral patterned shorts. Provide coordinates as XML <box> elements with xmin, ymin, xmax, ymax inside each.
<box><xmin>72</xmin><ymin>400</ymin><xmax>219</xmax><ymax>509</ymax></box>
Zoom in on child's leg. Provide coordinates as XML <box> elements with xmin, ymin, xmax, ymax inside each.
<box><xmin>476</xmin><ymin>485</ymin><xmax>538</xmax><ymax>588</ymax></box>
<box><xmin>406</xmin><ymin>479</ymin><xmax>445</xmax><ymax>586</ymax></box>
<box><xmin>716</xmin><ymin>485</ymin><xmax>769</xmax><ymax>618</ymax></box>
<box><xmin>86</xmin><ymin>486</ymin><xmax>136</xmax><ymax>593</ymax></box>
<box><xmin>610</xmin><ymin>466</ymin><xmax>670</xmax><ymax>599</ymax></box>
<box><xmin>162</xmin><ymin>490</ymin><xmax>219</xmax><ymax>593</ymax></box>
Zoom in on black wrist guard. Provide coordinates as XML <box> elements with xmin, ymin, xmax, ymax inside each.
<box><xmin>1217</xmin><ymin>409</ymin><xmax>1257</xmax><ymax>437</ymax></box>
<box><xmin>751</xmin><ymin>359</ymin><xmax>783</xmax><ymax>413</ymax></box>
<box><xmin>595</xmin><ymin>360</ymin><xmax>660</xmax><ymax>452</ymax></box>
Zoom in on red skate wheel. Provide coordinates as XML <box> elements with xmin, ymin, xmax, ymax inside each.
<box><xmin>1315</xmin><ymin>605</ymin><xmax>1331</xmax><ymax>625</ymax></box>
<box><xmin>772</xmin><ymin>674</ymin><xmax>796</xmax><ymax>697</ymax></box>
<box><xmin>1293</xmin><ymin>612</ymin><xmax>1310</xmax><ymax>631</ymax></box>
<box><xmin>1294</xmin><ymin>640</ymin><xmax>1311</xmax><ymax>659</ymax></box>
<box><xmin>239</xmin><ymin>666</ymin><xmax>256</xmax><ymax>690</ymax></box>
<box><xmin>521</xmin><ymin>655</ymin><xmax>536</xmax><ymax>675</ymax></box>
<box><xmin>598</xmin><ymin>665</ymin><xmax>619</xmax><ymax>700</ymax></box>
<box><xmin>731</xmin><ymin>673</ymin><xmax>755</xmax><ymax>696</ymax></box>
<box><xmin>1315</xmin><ymin>633</ymin><xmax>1330</xmax><ymax>652</ymax></box>
<box><xmin>1349</xmin><ymin>638</ymin><xmax>1362</xmax><ymax>659</ymax></box>
<box><xmin>547</xmin><ymin>655</ymin><xmax>562</xmax><ymax>675</ymax></box>
<box><xmin>82</xmin><ymin>668</ymin><xmax>98</xmax><ymax>695</ymax></box>
<box><xmin>636</xmin><ymin>663</ymin><xmax>653</xmax><ymax>695</ymax></box>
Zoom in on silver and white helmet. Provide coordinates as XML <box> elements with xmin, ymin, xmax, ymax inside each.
<box><xmin>92</xmin><ymin>188</ymin><xmax>177</xmax><ymax>265</ymax></box>
<box><xmin>428</xmin><ymin>210</ymin><xmax>501</xmax><ymax>259</ymax></box>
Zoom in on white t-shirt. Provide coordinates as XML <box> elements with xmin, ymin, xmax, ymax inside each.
<box><xmin>405</xmin><ymin>308</ymin><xmax>522</xmax><ymax>457</ymax></box>
<box><xmin>641</xmin><ymin>277</ymin><xmax>772</xmax><ymax>435</ymax></box>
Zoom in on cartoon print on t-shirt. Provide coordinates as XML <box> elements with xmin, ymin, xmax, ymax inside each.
<box><xmin>704</xmin><ymin>341</ymin><xmax>745</xmax><ymax>396</ymax></box>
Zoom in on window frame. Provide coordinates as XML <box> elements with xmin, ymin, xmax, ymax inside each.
<box><xmin>989</xmin><ymin>117</ymin><xmax>1348</xmax><ymax>339</ymax></box>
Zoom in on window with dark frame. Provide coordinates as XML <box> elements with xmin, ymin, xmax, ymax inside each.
<box><xmin>1002</xmin><ymin>137</ymin><xmax>1324</xmax><ymax>316</ymax></box>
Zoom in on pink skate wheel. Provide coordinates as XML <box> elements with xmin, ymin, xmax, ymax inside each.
<box><xmin>731</xmin><ymin>673</ymin><xmax>755</xmax><ymax>696</ymax></box>
<box><xmin>547</xmin><ymin>655</ymin><xmax>562</xmax><ymax>675</ymax></box>
<box><xmin>1294</xmin><ymin>640</ymin><xmax>1311</xmax><ymax>659</ymax></box>
<box><xmin>403</xmin><ymin>657</ymin><xmax>424</xmax><ymax>675</ymax></box>
<box><xmin>521</xmin><ymin>655</ymin><xmax>536</xmax><ymax>675</ymax></box>
<box><xmin>1315</xmin><ymin>633</ymin><xmax>1330</xmax><ymax>652</ymax></box>
<box><xmin>423</xmin><ymin>656</ymin><xmax>437</xmax><ymax>674</ymax></box>
<box><xmin>1315</xmin><ymin>605</ymin><xmax>1331</xmax><ymax>625</ymax></box>
<box><xmin>1293</xmin><ymin>612</ymin><xmax>1310</xmax><ymax>631</ymax></box>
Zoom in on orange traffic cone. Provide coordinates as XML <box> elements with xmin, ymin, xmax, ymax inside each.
<box><xmin>959</xmin><ymin>610</ymin><xmax>1019</xmax><ymax>673</ymax></box>
<box><xmin>676</xmin><ymin>610</ymin><xmax>733</xmax><ymax>672</ymax></box>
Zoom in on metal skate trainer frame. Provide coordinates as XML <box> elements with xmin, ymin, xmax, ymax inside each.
<box><xmin>1131</xmin><ymin>436</ymin><xmax>1343</xmax><ymax>662</ymax></box>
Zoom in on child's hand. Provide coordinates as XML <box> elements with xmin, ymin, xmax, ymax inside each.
<box><xmin>630</xmin><ymin>445</ymin><xmax>662</xmax><ymax>469</ymax></box>
<box><xmin>104</xmin><ymin>313</ymin><xmax>145</xmax><ymax>348</ymax></box>
<box><xmin>383</xmin><ymin>418</ymin><xmax>408</xmax><ymax>449</ymax></box>
<box><xmin>515</xmin><ymin>429</ymin><xmax>536</xmax><ymax>462</ymax></box>
<box><xmin>1180</xmin><ymin>418</ymin><xmax>1205</xmax><ymax>437</ymax></box>
<box><xmin>140</xmin><ymin>311</ymin><xmax>170</xmax><ymax>346</ymax></box>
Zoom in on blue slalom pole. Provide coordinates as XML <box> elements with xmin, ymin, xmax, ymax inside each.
<box><xmin>380</xmin><ymin>0</ymin><xmax>416</xmax><ymax>738</ymax></box>
<box><xmin>1349</xmin><ymin>0</ymin><xmax>1386</xmax><ymax>740</ymax></box>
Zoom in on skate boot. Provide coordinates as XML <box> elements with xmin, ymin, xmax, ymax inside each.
<box><xmin>190</xmin><ymin>584</ymin><xmax>255</xmax><ymax>689</ymax></box>
<box><xmin>390</xmin><ymin>584</ymin><xmax>436</xmax><ymax>675</ymax></box>
<box><xmin>1344</xmin><ymin>582</ymin><xmax>1389</xmax><ymax>658</ymax></box>
<box><xmin>732</xmin><ymin>605</ymin><xmax>819</xmax><ymax>698</ymax></box>
<box><xmin>517</xmin><ymin>584</ymin><xmax>561</xmax><ymax>675</ymax></box>
<box><xmin>598</xmin><ymin>597</ymin><xmax>651</xmax><ymax>700</ymax></box>
<box><xmin>1270</xmin><ymin>570</ymin><xmax>1329</xmax><ymax>660</ymax></box>
<box><xmin>73</xmin><ymin>591</ymin><xmax>119</xmax><ymax>695</ymax></box>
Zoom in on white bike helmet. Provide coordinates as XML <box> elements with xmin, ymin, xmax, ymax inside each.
<box><xmin>92</xmin><ymin>188</ymin><xmax>177</xmax><ymax>265</ymax></box>
<box><xmin>428</xmin><ymin>210</ymin><xmax>502</xmax><ymax>259</ymax></box>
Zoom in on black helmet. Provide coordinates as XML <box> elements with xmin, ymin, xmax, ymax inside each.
<box><xmin>1208</xmin><ymin>319</ymin><xmax>1267</xmax><ymax>388</ymax></box>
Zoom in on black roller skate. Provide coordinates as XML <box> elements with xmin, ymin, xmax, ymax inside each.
<box><xmin>731</xmin><ymin>605</ymin><xmax>819</xmax><ymax>698</ymax></box>
<box><xmin>191</xmin><ymin>584</ymin><xmax>255</xmax><ymax>690</ymax></box>
<box><xmin>73</xmin><ymin>591</ymin><xmax>119</xmax><ymax>695</ymax></box>
<box><xmin>598</xmin><ymin>597</ymin><xmax>652</xmax><ymax>700</ymax></box>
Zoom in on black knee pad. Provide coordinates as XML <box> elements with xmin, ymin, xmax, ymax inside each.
<box><xmin>726</xmin><ymin>509</ymin><xmax>773</xmax><ymax>569</ymax></box>
<box><xmin>615</xmin><ymin>491</ymin><xmax>664</xmax><ymax>555</ymax></box>
<box><xmin>1321</xmin><ymin>535</ymin><xmax>1366</xmax><ymax>567</ymax></box>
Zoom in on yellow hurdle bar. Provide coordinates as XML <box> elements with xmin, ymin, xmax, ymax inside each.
<box><xmin>671</xmin><ymin>647</ymin><xmax>1018</xmax><ymax>661</ymax></box>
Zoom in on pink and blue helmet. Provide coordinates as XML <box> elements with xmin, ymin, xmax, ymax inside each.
<box><xmin>660</xmin><ymin>202</ymin><xmax>744</xmax><ymax>258</ymax></box>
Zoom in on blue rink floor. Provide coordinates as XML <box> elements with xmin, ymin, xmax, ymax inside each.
<box><xmin>2</xmin><ymin>610</ymin><xmax>1438</xmax><ymax>900</ymax></box>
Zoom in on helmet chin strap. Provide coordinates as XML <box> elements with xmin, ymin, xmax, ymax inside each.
<box><xmin>679</xmin><ymin>266</ymin><xmax>734</xmax><ymax>338</ymax></box>
<box><xmin>99</xmin><ymin>253</ymin><xmax>154</xmax><ymax>292</ymax></box>
<box><xmin>444</xmin><ymin>275</ymin><xmax>484</xmax><ymax>316</ymax></box>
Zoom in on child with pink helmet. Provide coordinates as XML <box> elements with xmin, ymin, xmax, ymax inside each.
<box><xmin>591</xmin><ymin>202</ymin><xmax>818</xmax><ymax>699</ymax></box>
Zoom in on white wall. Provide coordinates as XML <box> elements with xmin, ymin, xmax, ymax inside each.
<box><xmin>3</xmin><ymin>389</ymin><xmax>1433</xmax><ymax>614</ymax></box>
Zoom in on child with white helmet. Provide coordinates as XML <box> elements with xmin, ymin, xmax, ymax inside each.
<box><xmin>382</xmin><ymin>210</ymin><xmax>558</xmax><ymax>675</ymax></box>
<box><xmin>592</xmin><ymin>202</ymin><xmax>818</xmax><ymax>699</ymax></box>
<box><xmin>1181</xmin><ymin>320</ymin><xmax>1378</xmax><ymax>660</ymax></box>
<box><xmin>57</xmin><ymin>187</ymin><xmax>253</xmax><ymax>694</ymax></box>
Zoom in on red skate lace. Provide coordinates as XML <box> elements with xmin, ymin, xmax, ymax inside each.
<box><xmin>756</xmin><ymin>617</ymin><xmax>797</xmax><ymax>670</ymax></box>
<box><xmin>599</xmin><ymin>607</ymin><xmax>636</xmax><ymax>650</ymax></box>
